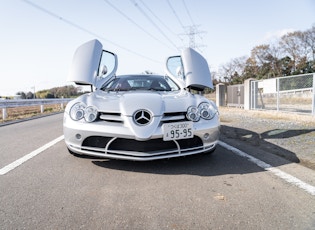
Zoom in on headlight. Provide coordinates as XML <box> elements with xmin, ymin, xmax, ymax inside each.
<box><xmin>69</xmin><ymin>102</ymin><xmax>98</xmax><ymax>122</ymax></box>
<box><xmin>70</xmin><ymin>102</ymin><xmax>86</xmax><ymax>121</ymax></box>
<box><xmin>186</xmin><ymin>106</ymin><xmax>200</xmax><ymax>121</ymax></box>
<box><xmin>186</xmin><ymin>102</ymin><xmax>217</xmax><ymax>122</ymax></box>
<box><xmin>84</xmin><ymin>106</ymin><xmax>98</xmax><ymax>122</ymax></box>
<box><xmin>198</xmin><ymin>102</ymin><xmax>216</xmax><ymax>120</ymax></box>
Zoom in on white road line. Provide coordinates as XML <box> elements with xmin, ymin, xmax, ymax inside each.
<box><xmin>0</xmin><ymin>135</ymin><xmax>64</xmax><ymax>176</ymax></box>
<box><xmin>219</xmin><ymin>141</ymin><xmax>315</xmax><ymax>196</ymax></box>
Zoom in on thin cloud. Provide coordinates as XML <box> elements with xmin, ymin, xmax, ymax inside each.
<box><xmin>261</xmin><ymin>28</ymin><xmax>295</xmax><ymax>44</ymax></box>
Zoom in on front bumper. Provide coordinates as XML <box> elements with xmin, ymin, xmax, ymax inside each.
<box><xmin>63</xmin><ymin>114</ymin><xmax>220</xmax><ymax>161</ymax></box>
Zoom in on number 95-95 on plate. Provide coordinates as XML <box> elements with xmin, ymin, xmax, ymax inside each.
<box><xmin>162</xmin><ymin>121</ymin><xmax>194</xmax><ymax>141</ymax></box>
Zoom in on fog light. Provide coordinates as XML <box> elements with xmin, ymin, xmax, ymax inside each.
<box><xmin>75</xmin><ymin>134</ymin><xmax>82</xmax><ymax>140</ymax></box>
<box><xmin>203</xmin><ymin>133</ymin><xmax>210</xmax><ymax>140</ymax></box>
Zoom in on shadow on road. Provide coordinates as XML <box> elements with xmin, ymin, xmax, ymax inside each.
<box><xmin>91</xmin><ymin>148</ymin><xmax>265</xmax><ymax>176</ymax></box>
<box><xmin>220</xmin><ymin>125</ymin><xmax>315</xmax><ymax>165</ymax></box>
<box><xmin>90</xmin><ymin>125</ymin><xmax>315</xmax><ymax>174</ymax></box>
<box><xmin>261</xmin><ymin>128</ymin><xmax>315</xmax><ymax>139</ymax></box>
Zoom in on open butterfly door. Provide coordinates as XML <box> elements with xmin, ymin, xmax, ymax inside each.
<box><xmin>166</xmin><ymin>48</ymin><xmax>213</xmax><ymax>90</ymax></box>
<box><xmin>67</xmin><ymin>39</ymin><xmax>118</xmax><ymax>89</ymax></box>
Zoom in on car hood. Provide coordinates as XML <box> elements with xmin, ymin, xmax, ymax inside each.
<box><xmin>84</xmin><ymin>90</ymin><xmax>196</xmax><ymax>116</ymax></box>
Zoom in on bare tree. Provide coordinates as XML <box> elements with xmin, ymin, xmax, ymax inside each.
<box><xmin>215</xmin><ymin>25</ymin><xmax>315</xmax><ymax>82</ymax></box>
<box><xmin>280</xmin><ymin>31</ymin><xmax>305</xmax><ymax>72</ymax></box>
<box><xmin>242</xmin><ymin>56</ymin><xmax>259</xmax><ymax>79</ymax></box>
<box><xmin>218</xmin><ymin>56</ymin><xmax>247</xmax><ymax>83</ymax></box>
<box><xmin>268</xmin><ymin>43</ymin><xmax>283</xmax><ymax>77</ymax></box>
<box><xmin>251</xmin><ymin>44</ymin><xmax>270</xmax><ymax>66</ymax></box>
<box><xmin>303</xmin><ymin>25</ymin><xmax>315</xmax><ymax>61</ymax></box>
<box><xmin>250</xmin><ymin>44</ymin><xmax>284</xmax><ymax>78</ymax></box>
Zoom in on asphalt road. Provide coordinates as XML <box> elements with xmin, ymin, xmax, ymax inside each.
<box><xmin>0</xmin><ymin>114</ymin><xmax>315</xmax><ymax>229</ymax></box>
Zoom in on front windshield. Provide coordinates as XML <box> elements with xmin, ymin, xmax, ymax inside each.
<box><xmin>101</xmin><ymin>75</ymin><xmax>180</xmax><ymax>92</ymax></box>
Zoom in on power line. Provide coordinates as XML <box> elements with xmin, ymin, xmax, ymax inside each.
<box><xmin>182</xmin><ymin>0</ymin><xmax>204</xmax><ymax>41</ymax></box>
<box><xmin>103</xmin><ymin>0</ymin><xmax>174</xmax><ymax>51</ymax></box>
<box><xmin>166</xmin><ymin>0</ymin><xmax>186</xmax><ymax>29</ymax></box>
<box><xmin>21</xmin><ymin>0</ymin><xmax>161</xmax><ymax>63</ymax></box>
<box><xmin>138</xmin><ymin>0</ymin><xmax>185</xmax><ymax>46</ymax></box>
<box><xmin>182</xmin><ymin>0</ymin><xmax>195</xmax><ymax>25</ymax></box>
<box><xmin>180</xmin><ymin>25</ymin><xmax>206</xmax><ymax>51</ymax></box>
<box><xmin>138</xmin><ymin>0</ymin><xmax>175</xmax><ymax>37</ymax></box>
<box><xmin>131</xmin><ymin>0</ymin><xmax>179</xmax><ymax>51</ymax></box>
<box><xmin>166</xmin><ymin>0</ymin><xmax>205</xmax><ymax>51</ymax></box>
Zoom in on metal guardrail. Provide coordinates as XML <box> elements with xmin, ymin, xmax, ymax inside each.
<box><xmin>0</xmin><ymin>98</ymin><xmax>72</xmax><ymax>109</ymax></box>
<box><xmin>0</xmin><ymin>98</ymin><xmax>73</xmax><ymax>120</ymax></box>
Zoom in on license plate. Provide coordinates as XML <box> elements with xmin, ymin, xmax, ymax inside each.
<box><xmin>162</xmin><ymin>121</ymin><xmax>194</xmax><ymax>141</ymax></box>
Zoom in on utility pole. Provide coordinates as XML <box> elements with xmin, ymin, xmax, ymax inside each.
<box><xmin>31</xmin><ymin>86</ymin><xmax>36</xmax><ymax>99</ymax></box>
<box><xmin>180</xmin><ymin>25</ymin><xmax>206</xmax><ymax>50</ymax></box>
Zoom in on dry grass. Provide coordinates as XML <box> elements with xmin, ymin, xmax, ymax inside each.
<box><xmin>261</xmin><ymin>97</ymin><xmax>312</xmax><ymax>105</ymax></box>
<box><xmin>219</xmin><ymin>107</ymin><xmax>315</xmax><ymax>125</ymax></box>
<box><xmin>0</xmin><ymin>104</ymin><xmax>65</xmax><ymax>123</ymax></box>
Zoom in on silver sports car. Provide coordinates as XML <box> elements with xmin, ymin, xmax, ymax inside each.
<box><xmin>63</xmin><ymin>39</ymin><xmax>220</xmax><ymax>160</ymax></box>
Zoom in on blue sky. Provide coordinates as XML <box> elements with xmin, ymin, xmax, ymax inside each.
<box><xmin>0</xmin><ymin>0</ymin><xmax>314</xmax><ymax>95</ymax></box>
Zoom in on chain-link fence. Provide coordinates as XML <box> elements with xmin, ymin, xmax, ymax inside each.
<box><xmin>250</xmin><ymin>73</ymin><xmax>315</xmax><ymax>114</ymax></box>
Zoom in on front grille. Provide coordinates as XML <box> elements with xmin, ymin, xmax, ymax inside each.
<box><xmin>161</xmin><ymin>112</ymin><xmax>187</xmax><ymax>123</ymax></box>
<box><xmin>177</xmin><ymin>137</ymin><xmax>203</xmax><ymax>149</ymax></box>
<box><xmin>99</xmin><ymin>112</ymin><xmax>123</xmax><ymax>123</ymax></box>
<box><xmin>109</xmin><ymin>138</ymin><xmax>177</xmax><ymax>152</ymax></box>
<box><xmin>82</xmin><ymin>136</ymin><xmax>111</xmax><ymax>148</ymax></box>
<box><xmin>99</xmin><ymin>111</ymin><xmax>188</xmax><ymax>124</ymax></box>
<box><xmin>81</xmin><ymin>136</ymin><xmax>203</xmax><ymax>153</ymax></box>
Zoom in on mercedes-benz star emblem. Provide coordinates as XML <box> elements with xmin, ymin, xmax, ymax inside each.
<box><xmin>133</xmin><ymin>109</ymin><xmax>152</xmax><ymax>126</ymax></box>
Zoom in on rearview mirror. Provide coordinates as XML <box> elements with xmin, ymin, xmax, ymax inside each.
<box><xmin>166</xmin><ymin>56</ymin><xmax>184</xmax><ymax>79</ymax></box>
<box><xmin>176</xmin><ymin>66</ymin><xmax>183</xmax><ymax>76</ymax></box>
<box><xmin>100</xmin><ymin>65</ymin><xmax>108</xmax><ymax>76</ymax></box>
